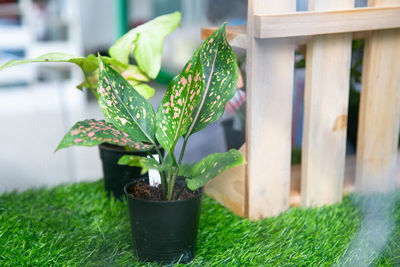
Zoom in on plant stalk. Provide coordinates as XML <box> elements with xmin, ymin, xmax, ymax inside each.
<box><xmin>174</xmin><ymin>183</ymin><xmax>187</xmax><ymax>200</ymax></box>
<box><xmin>153</xmin><ymin>144</ymin><xmax>167</xmax><ymax>199</ymax></box>
<box><xmin>168</xmin><ymin>171</ymin><xmax>178</xmax><ymax>200</ymax></box>
<box><xmin>178</xmin><ymin>136</ymin><xmax>189</xmax><ymax>165</ymax></box>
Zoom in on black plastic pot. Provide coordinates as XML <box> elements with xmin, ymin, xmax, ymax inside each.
<box><xmin>99</xmin><ymin>143</ymin><xmax>157</xmax><ymax>199</ymax></box>
<box><xmin>124</xmin><ymin>179</ymin><xmax>203</xmax><ymax>264</ymax></box>
<box><xmin>221</xmin><ymin>118</ymin><xmax>245</xmax><ymax>150</ymax></box>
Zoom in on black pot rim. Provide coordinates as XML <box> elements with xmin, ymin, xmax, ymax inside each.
<box><xmin>124</xmin><ymin>179</ymin><xmax>203</xmax><ymax>204</ymax></box>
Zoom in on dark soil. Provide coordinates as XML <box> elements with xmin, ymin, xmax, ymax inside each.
<box><xmin>127</xmin><ymin>181</ymin><xmax>199</xmax><ymax>201</ymax></box>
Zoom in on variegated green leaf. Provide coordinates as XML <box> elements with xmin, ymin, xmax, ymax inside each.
<box><xmin>155</xmin><ymin>24</ymin><xmax>238</xmax><ymax>153</ymax></box>
<box><xmin>186</xmin><ymin>24</ymin><xmax>239</xmax><ymax>136</ymax></box>
<box><xmin>97</xmin><ymin>57</ymin><xmax>156</xmax><ymax>144</ymax></box>
<box><xmin>118</xmin><ymin>155</ymin><xmax>160</xmax><ymax>175</ymax></box>
<box><xmin>75</xmin><ymin>63</ymin><xmax>153</xmax><ymax>99</ymax></box>
<box><xmin>109</xmin><ymin>11</ymin><xmax>181</xmax><ymax>78</ymax></box>
<box><xmin>186</xmin><ymin>149</ymin><xmax>246</xmax><ymax>191</ymax></box>
<box><xmin>56</xmin><ymin>119</ymin><xmax>153</xmax><ymax>152</ymax></box>
<box><xmin>155</xmin><ymin>52</ymin><xmax>204</xmax><ymax>152</ymax></box>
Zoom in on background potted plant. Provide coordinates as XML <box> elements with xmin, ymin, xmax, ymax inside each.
<box><xmin>0</xmin><ymin>12</ymin><xmax>181</xmax><ymax>199</ymax></box>
<box><xmin>55</xmin><ymin>24</ymin><xmax>245</xmax><ymax>264</ymax></box>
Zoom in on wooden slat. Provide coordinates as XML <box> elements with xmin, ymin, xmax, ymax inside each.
<box><xmin>355</xmin><ymin>0</ymin><xmax>400</xmax><ymax>193</ymax></box>
<box><xmin>204</xmin><ymin>145</ymin><xmax>246</xmax><ymax>217</ymax></box>
<box><xmin>301</xmin><ymin>0</ymin><xmax>354</xmax><ymax>207</ymax></box>
<box><xmin>254</xmin><ymin>6</ymin><xmax>400</xmax><ymax>39</ymax></box>
<box><xmin>201</xmin><ymin>26</ymin><xmax>373</xmax><ymax>48</ymax></box>
<box><xmin>292</xmin><ymin>150</ymin><xmax>400</xmax><ymax>206</ymax></box>
<box><xmin>204</xmin><ymin>141</ymin><xmax>400</xmax><ymax>215</ymax></box>
<box><xmin>246</xmin><ymin>0</ymin><xmax>295</xmax><ymax>220</ymax></box>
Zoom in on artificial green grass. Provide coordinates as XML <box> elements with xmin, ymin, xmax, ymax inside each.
<box><xmin>1</xmin><ymin>181</ymin><xmax>399</xmax><ymax>266</ymax></box>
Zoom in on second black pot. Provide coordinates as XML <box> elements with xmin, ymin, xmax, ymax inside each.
<box><xmin>221</xmin><ymin>118</ymin><xmax>245</xmax><ymax>150</ymax></box>
<box><xmin>124</xmin><ymin>179</ymin><xmax>203</xmax><ymax>264</ymax></box>
<box><xmin>99</xmin><ymin>143</ymin><xmax>157</xmax><ymax>199</ymax></box>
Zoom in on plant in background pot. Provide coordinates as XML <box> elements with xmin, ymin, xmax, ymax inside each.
<box><xmin>55</xmin><ymin>24</ymin><xmax>245</xmax><ymax>264</ymax></box>
<box><xmin>0</xmin><ymin>12</ymin><xmax>181</xmax><ymax>199</ymax></box>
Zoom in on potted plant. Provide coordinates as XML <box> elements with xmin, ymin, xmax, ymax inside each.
<box><xmin>56</xmin><ymin>24</ymin><xmax>245</xmax><ymax>264</ymax></box>
<box><xmin>0</xmin><ymin>12</ymin><xmax>181</xmax><ymax>199</ymax></box>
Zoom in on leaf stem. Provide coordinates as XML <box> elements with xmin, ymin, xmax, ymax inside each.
<box><xmin>168</xmin><ymin>171</ymin><xmax>178</xmax><ymax>200</ymax></box>
<box><xmin>178</xmin><ymin>136</ymin><xmax>189</xmax><ymax>165</ymax></box>
<box><xmin>153</xmin><ymin>145</ymin><xmax>167</xmax><ymax>199</ymax></box>
<box><xmin>174</xmin><ymin>183</ymin><xmax>187</xmax><ymax>200</ymax></box>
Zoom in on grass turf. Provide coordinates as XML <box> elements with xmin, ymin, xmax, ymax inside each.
<box><xmin>0</xmin><ymin>181</ymin><xmax>400</xmax><ymax>266</ymax></box>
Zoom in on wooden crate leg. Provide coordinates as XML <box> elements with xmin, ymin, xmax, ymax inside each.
<box><xmin>355</xmin><ymin>0</ymin><xmax>400</xmax><ymax>193</ymax></box>
<box><xmin>355</xmin><ymin>29</ymin><xmax>400</xmax><ymax>193</ymax></box>
<box><xmin>301</xmin><ymin>0</ymin><xmax>354</xmax><ymax>206</ymax></box>
<box><xmin>246</xmin><ymin>0</ymin><xmax>295</xmax><ymax>219</ymax></box>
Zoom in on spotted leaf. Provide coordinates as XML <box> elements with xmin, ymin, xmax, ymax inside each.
<box><xmin>156</xmin><ymin>51</ymin><xmax>203</xmax><ymax>152</ymax></box>
<box><xmin>118</xmin><ymin>155</ymin><xmax>161</xmax><ymax>175</ymax></box>
<box><xmin>186</xmin><ymin>24</ymin><xmax>239</xmax><ymax>136</ymax></box>
<box><xmin>155</xmin><ymin>51</ymin><xmax>204</xmax><ymax>152</ymax></box>
<box><xmin>155</xmin><ymin>24</ymin><xmax>238</xmax><ymax>153</ymax></box>
<box><xmin>56</xmin><ymin>119</ymin><xmax>153</xmax><ymax>152</ymax></box>
<box><xmin>186</xmin><ymin>149</ymin><xmax>246</xmax><ymax>191</ymax></box>
<box><xmin>97</xmin><ymin>57</ymin><xmax>156</xmax><ymax>144</ymax></box>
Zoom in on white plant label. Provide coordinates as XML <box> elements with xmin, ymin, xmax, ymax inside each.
<box><xmin>148</xmin><ymin>154</ymin><xmax>161</xmax><ymax>186</ymax></box>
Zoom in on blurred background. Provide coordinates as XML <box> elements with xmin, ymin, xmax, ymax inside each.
<box><xmin>0</xmin><ymin>0</ymin><xmax>369</xmax><ymax>193</ymax></box>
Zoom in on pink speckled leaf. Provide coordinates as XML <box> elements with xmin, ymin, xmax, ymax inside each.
<box><xmin>186</xmin><ymin>24</ymin><xmax>239</xmax><ymax>136</ymax></box>
<box><xmin>186</xmin><ymin>149</ymin><xmax>245</xmax><ymax>191</ymax></box>
<box><xmin>155</xmin><ymin>24</ymin><xmax>238</xmax><ymax>153</ymax></box>
<box><xmin>56</xmin><ymin>119</ymin><xmax>153</xmax><ymax>152</ymax></box>
<box><xmin>155</xmin><ymin>50</ymin><xmax>204</xmax><ymax>152</ymax></box>
<box><xmin>97</xmin><ymin>57</ymin><xmax>156</xmax><ymax>144</ymax></box>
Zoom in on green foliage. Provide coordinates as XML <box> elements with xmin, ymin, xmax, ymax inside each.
<box><xmin>97</xmin><ymin>57</ymin><xmax>156</xmax><ymax>144</ymax></box>
<box><xmin>0</xmin><ymin>12</ymin><xmax>181</xmax><ymax>96</ymax></box>
<box><xmin>0</xmin><ymin>52</ymin><xmax>97</xmax><ymax>73</ymax></box>
<box><xmin>1</xmin><ymin>181</ymin><xmax>400</xmax><ymax>265</ymax></box>
<box><xmin>188</xmin><ymin>26</ymin><xmax>239</xmax><ymax>136</ymax></box>
<box><xmin>55</xmin><ymin>23</ymin><xmax>245</xmax><ymax>200</ymax></box>
<box><xmin>186</xmin><ymin>150</ymin><xmax>246</xmax><ymax>190</ymax></box>
<box><xmin>0</xmin><ymin>53</ymin><xmax>99</xmax><ymax>94</ymax></box>
<box><xmin>155</xmin><ymin>49</ymin><xmax>204</xmax><ymax>153</ymax></box>
<box><xmin>155</xmin><ymin>25</ymin><xmax>238</xmax><ymax>153</ymax></box>
<box><xmin>130</xmin><ymin>84</ymin><xmax>155</xmax><ymax>100</ymax></box>
<box><xmin>109</xmin><ymin>11</ymin><xmax>181</xmax><ymax>78</ymax></box>
<box><xmin>56</xmin><ymin>119</ymin><xmax>153</xmax><ymax>152</ymax></box>
<box><xmin>118</xmin><ymin>155</ymin><xmax>161</xmax><ymax>175</ymax></box>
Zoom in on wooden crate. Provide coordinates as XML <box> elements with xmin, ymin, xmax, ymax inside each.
<box><xmin>202</xmin><ymin>0</ymin><xmax>400</xmax><ymax>220</ymax></box>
